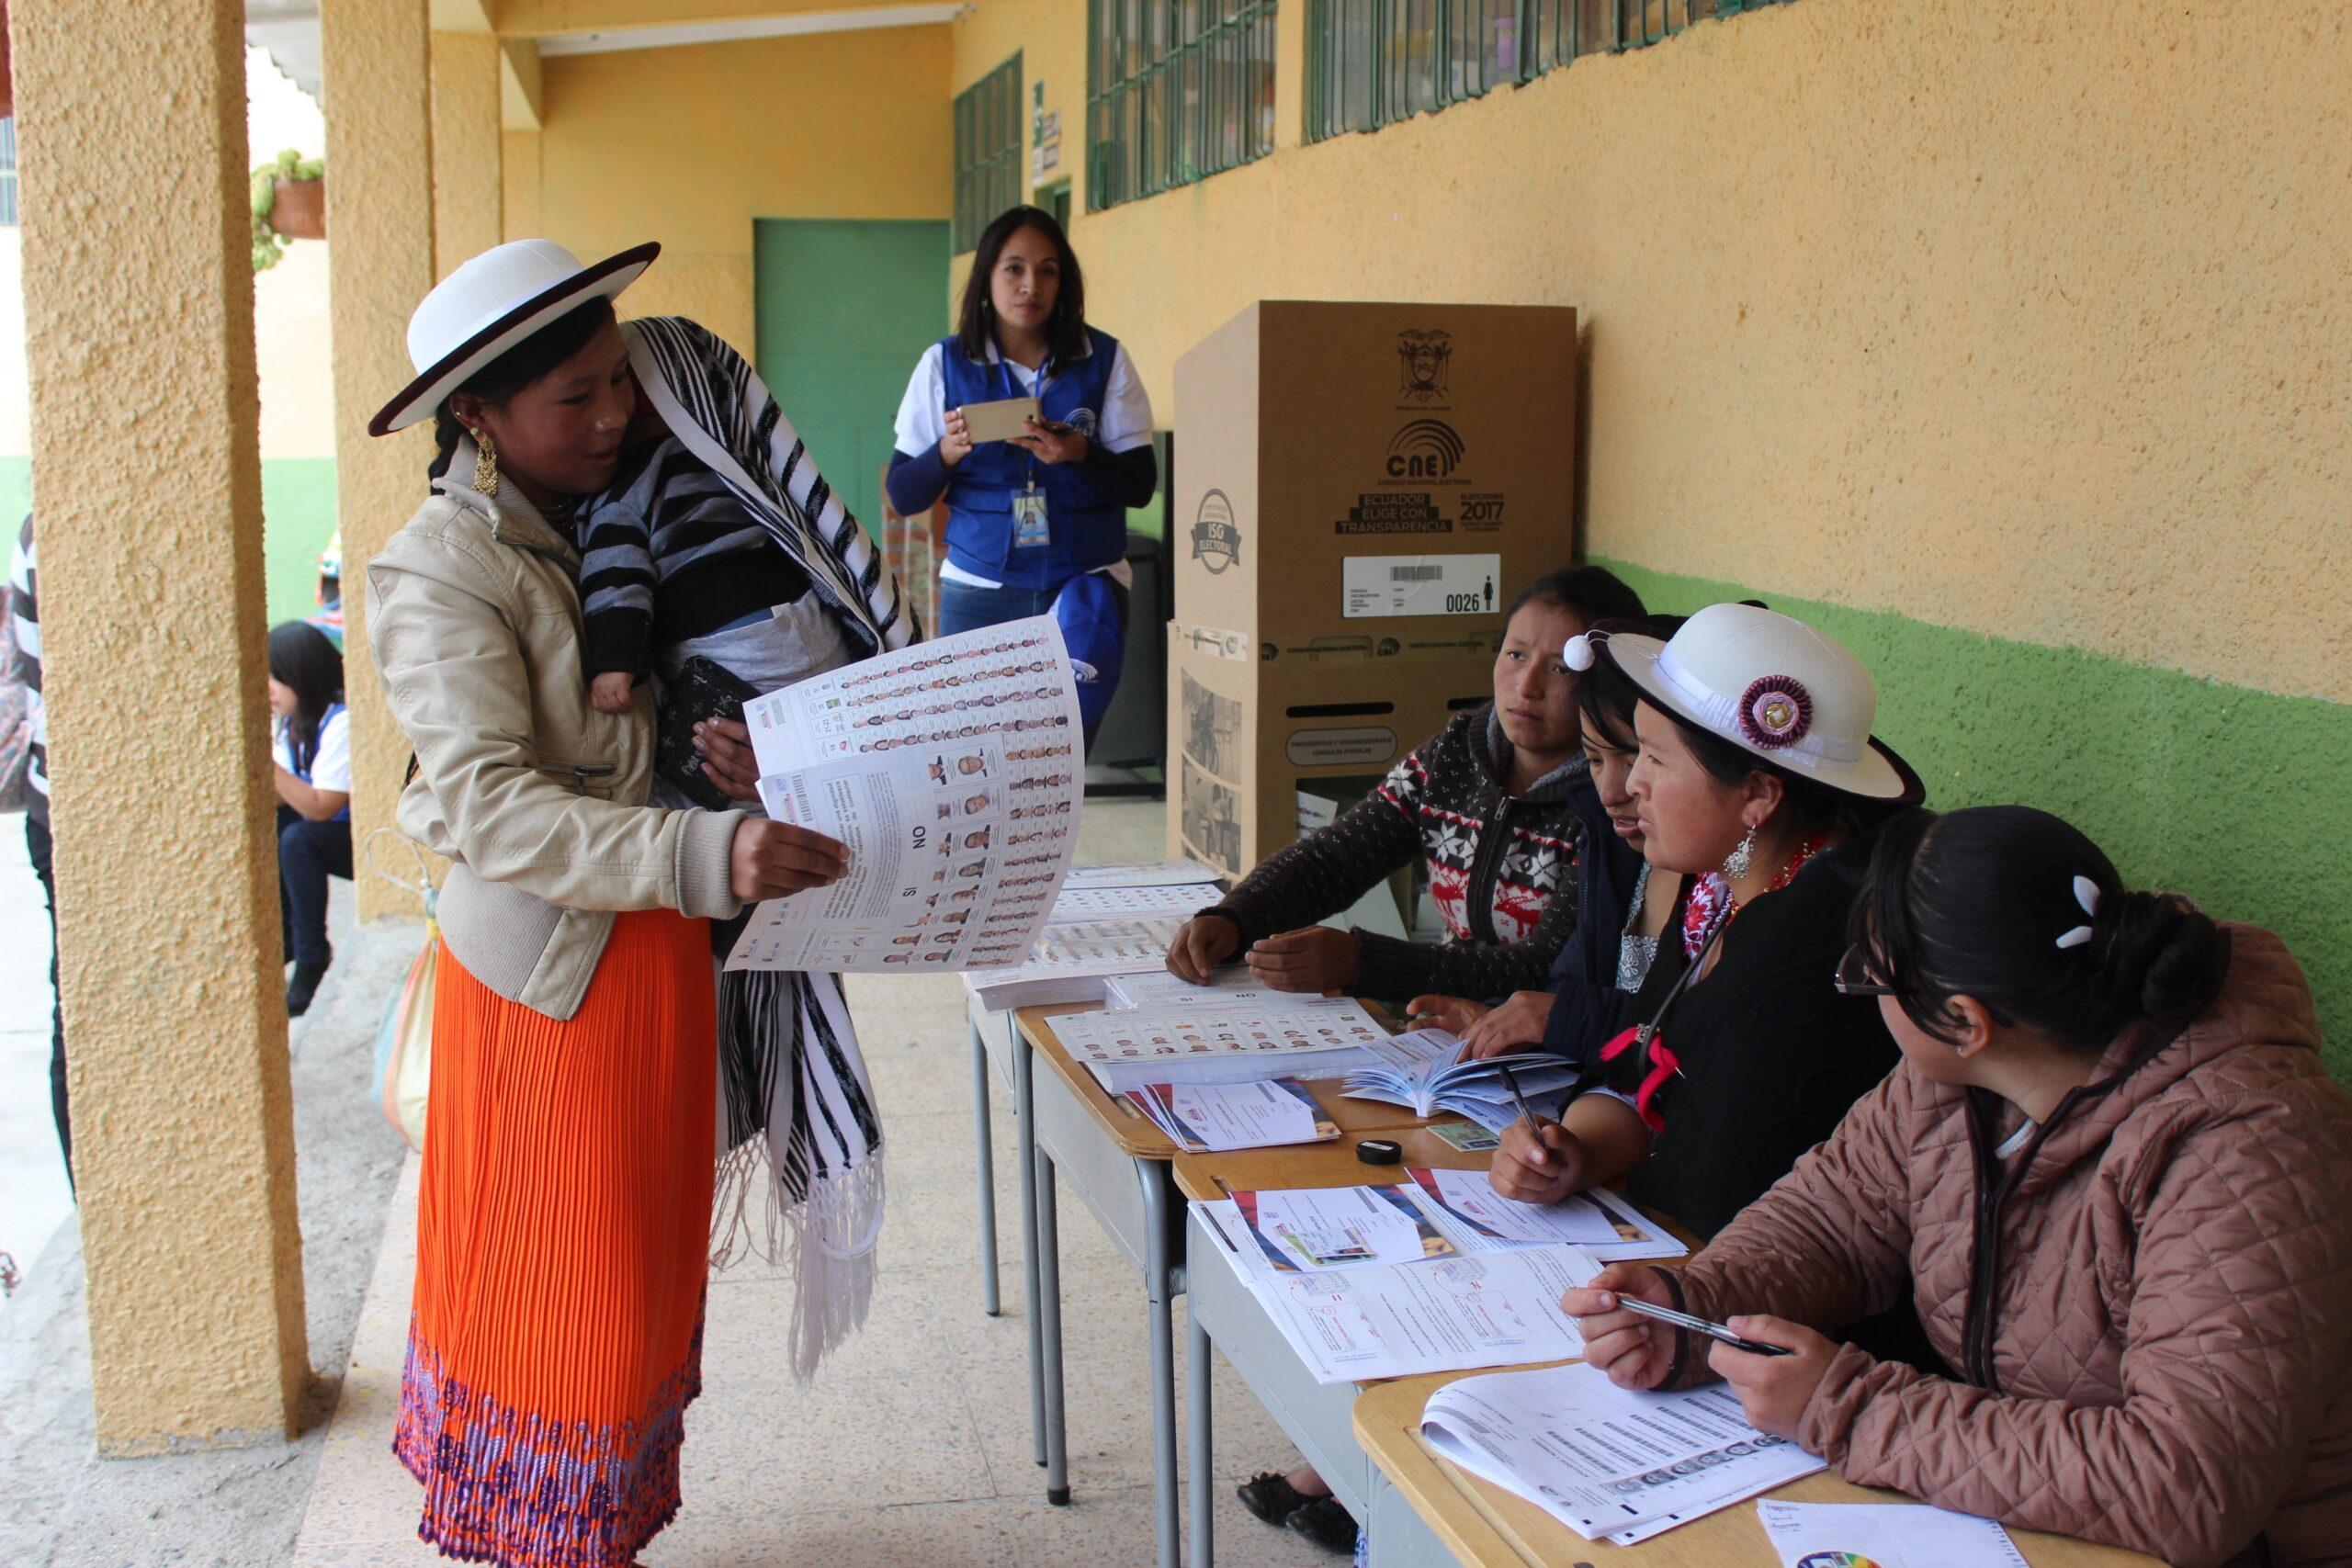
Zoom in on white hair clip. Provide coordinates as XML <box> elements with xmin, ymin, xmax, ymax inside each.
<box><xmin>2054</xmin><ymin>874</ymin><xmax>2100</xmax><ymax>950</ymax></box>
<box><xmin>1564</xmin><ymin>632</ymin><xmax>1600</xmax><ymax>671</ymax></box>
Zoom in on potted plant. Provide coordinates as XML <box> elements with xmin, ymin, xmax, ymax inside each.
<box><xmin>251</xmin><ymin>149</ymin><xmax>324</xmax><ymax>273</ymax></box>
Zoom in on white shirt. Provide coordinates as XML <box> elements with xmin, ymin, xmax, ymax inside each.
<box><xmin>893</xmin><ymin>338</ymin><xmax>1156</xmax><ymax>590</ymax></box>
<box><xmin>275</xmin><ymin>706</ymin><xmax>351</xmax><ymax>794</ymax></box>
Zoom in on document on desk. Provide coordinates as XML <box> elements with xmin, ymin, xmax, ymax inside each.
<box><xmin>1047</xmin><ymin>881</ymin><xmax>1224</xmax><ymax>923</ymax></box>
<box><xmin>726</xmin><ymin>616</ymin><xmax>1084</xmax><ymax>974</ymax></box>
<box><xmin>1057</xmin><ymin>997</ymin><xmax>1389</xmax><ymax>1094</ymax></box>
<box><xmin>1124</xmin><ymin>1078</ymin><xmax>1339</xmax><ymax>1154</ymax></box>
<box><xmin>960</xmin><ymin>916</ymin><xmax>1189</xmax><ymax>1010</ymax></box>
<box><xmin>1402</xmin><ymin>1168</ymin><xmax>1688</xmax><ymax>1263</ymax></box>
<box><xmin>1231</xmin><ymin>1184</ymin><xmax>1456</xmax><ymax>1272</ymax></box>
<box><xmin>1198</xmin><ymin>1200</ymin><xmax>1593</xmax><ymax>1383</ymax></box>
<box><xmin>1057</xmin><ymin>859</ymin><xmax>1225</xmax><ymax>890</ymax></box>
<box><xmin>1419</xmin><ymin>1362</ymin><xmax>1824</xmax><ymax>1542</ymax></box>
<box><xmin>1756</xmin><ymin>1502</ymin><xmax>2029</xmax><ymax>1568</ymax></box>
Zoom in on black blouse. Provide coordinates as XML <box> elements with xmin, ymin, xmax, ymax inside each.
<box><xmin>1602</xmin><ymin>837</ymin><xmax>1900</xmax><ymax>1240</ymax></box>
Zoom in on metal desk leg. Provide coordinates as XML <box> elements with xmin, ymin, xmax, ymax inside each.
<box><xmin>969</xmin><ymin>1018</ymin><xmax>1001</xmax><ymax>1316</ymax></box>
<box><xmin>1189</xmin><ymin>1310</ymin><xmax>1215</xmax><ymax>1568</ymax></box>
<box><xmin>1035</xmin><ymin>1144</ymin><xmax>1070</xmax><ymax>1505</ymax></box>
<box><xmin>1144</xmin><ymin>1167</ymin><xmax>1182</xmax><ymax>1568</ymax></box>
<box><xmin>1015</xmin><ymin>1032</ymin><xmax>1046</xmax><ymax>1470</ymax></box>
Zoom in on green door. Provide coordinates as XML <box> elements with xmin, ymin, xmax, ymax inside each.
<box><xmin>753</xmin><ymin>219</ymin><xmax>952</xmax><ymax>541</ymax></box>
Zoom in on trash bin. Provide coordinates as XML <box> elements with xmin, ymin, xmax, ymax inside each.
<box><xmin>1088</xmin><ymin>528</ymin><xmax>1167</xmax><ymax>784</ymax></box>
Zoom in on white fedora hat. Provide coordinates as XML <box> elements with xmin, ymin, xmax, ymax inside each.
<box><xmin>1572</xmin><ymin>602</ymin><xmax>1922</xmax><ymax>803</ymax></box>
<box><xmin>369</xmin><ymin>239</ymin><xmax>659</xmax><ymax>436</ymax></box>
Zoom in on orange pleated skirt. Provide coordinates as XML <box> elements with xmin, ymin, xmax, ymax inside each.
<box><xmin>395</xmin><ymin>908</ymin><xmax>716</xmax><ymax>1568</ymax></box>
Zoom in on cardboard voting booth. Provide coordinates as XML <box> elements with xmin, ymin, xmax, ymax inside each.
<box><xmin>1167</xmin><ymin>300</ymin><xmax>1579</xmax><ymax>875</ymax></box>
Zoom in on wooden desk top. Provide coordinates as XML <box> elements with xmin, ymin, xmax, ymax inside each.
<box><xmin>1170</xmin><ymin>1122</ymin><xmax>1497</xmax><ymax>1201</ymax></box>
<box><xmin>1014</xmin><ymin>999</ymin><xmax>1437</xmax><ymax>1162</ymax></box>
<box><xmin>1352</xmin><ymin>1373</ymin><xmax>2162</xmax><ymax>1568</ymax></box>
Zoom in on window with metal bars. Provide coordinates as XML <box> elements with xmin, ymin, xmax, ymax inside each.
<box><xmin>1306</xmin><ymin>0</ymin><xmax>1786</xmax><ymax>141</ymax></box>
<box><xmin>0</xmin><ymin>120</ymin><xmax>17</xmax><ymax>226</ymax></box>
<box><xmin>1087</xmin><ymin>0</ymin><xmax>1278</xmax><ymax>213</ymax></box>
<box><xmin>955</xmin><ymin>55</ymin><xmax>1024</xmax><ymax>254</ymax></box>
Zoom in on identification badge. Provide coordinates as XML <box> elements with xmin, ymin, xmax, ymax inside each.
<box><xmin>1012</xmin><ymin>485</ymin><xmax>1050</xmax><ymax>548</ymax></box>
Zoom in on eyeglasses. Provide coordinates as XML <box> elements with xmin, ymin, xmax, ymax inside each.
<box><xmin>1832</xmin><ymin>943</ymin><xmax>1896</xmax><ymax>999</ymax></box>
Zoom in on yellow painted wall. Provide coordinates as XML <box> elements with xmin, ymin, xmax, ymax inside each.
<box><xmin>950</xmin><ymin>0</ymin><xmax>2352</xmax><ymax>705</ymax></box>
<box><xmin>534</xmin><ymin>26</ymin><xmax>955</xmax><ymax>356</ymax></box>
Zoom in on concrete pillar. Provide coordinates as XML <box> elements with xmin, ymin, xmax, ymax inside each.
<box><xmin>9</xmin><ymin>0</ymin><xmax>308</xmax><ymax>1450</ymax></box>
<box><xmin>319</xmin><ymin>0</ymin><xmax>437</xmax><ymax>920</ymax></box>
<box><xmin>431</xmin><ymin>30</ymin><xmax>503</xmax><ymax>279</ymax></box>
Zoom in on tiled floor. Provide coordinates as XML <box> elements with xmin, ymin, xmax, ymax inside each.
<box><xmin>290</xmin><ymin>799</ymin><xmax>1339</xmax><ymax>1568</ymax></box>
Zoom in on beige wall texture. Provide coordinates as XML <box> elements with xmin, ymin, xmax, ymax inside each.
<box><xmin>11</xmin><ymin>0</ymin><xmax>309</xmax><ymax>1450</ymax></box>
<box><xmin>322</xmin><ymin>0</ymin><xmax>443</xmax><ymax>921</ymax></box>
<box><xmin>432</xmin><ymin>29</ymin><xmax>507</xmax><ymax>279</ymax></box>
<box><xmin>533</xmin><ymin>25</ymin><xmax>954</xmax><ymax>356</ymax></box>
<box><xmin>955</xmin><ymin>0</ymin><xmax>2351</xmax><ymax>705</ymax></box>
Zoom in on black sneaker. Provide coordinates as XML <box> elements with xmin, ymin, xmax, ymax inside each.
<box><xmin>1237</xmin><ymin>1472</ymin><xmax>1313</xmax><ymax>1526</ymax></box>
<box><xmin>1284</xmin><ymin>1496</ymin><xmax>1360</xmax><ymax>1556</ymax></box>
<box><xmin>287</xmin><ymin>959</ymin><xmax>331</xmax><ymax>1018</ymax></box>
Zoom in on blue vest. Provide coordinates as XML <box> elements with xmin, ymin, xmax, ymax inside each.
<box><xmin>937</xmin><ymin>326</ymin><xmax>1128</xmax><ymax>591</ymax></box>
<box><xmin>290</xmin><ymin>702</ymin><xmax>352</xmax><ymax>823</ymax></box>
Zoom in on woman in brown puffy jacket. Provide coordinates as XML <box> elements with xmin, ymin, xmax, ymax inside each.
<box><xmin>1569</xmin><ymin>805</ymin><xmax>2352</xmax><ymax>1567</ymax></box>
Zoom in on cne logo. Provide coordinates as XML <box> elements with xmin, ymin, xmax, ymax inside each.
<box><xmin>1396</xmin><ymin>329</ymin><xmax>1453</xmax><ymax>403</ymax></box>
<box><xmin>1385</xmin><ymin>419</ymin><xmax>1466</xmax><ymax>480</ymax></box>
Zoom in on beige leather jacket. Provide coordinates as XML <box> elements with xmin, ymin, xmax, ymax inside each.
<box><xmin>364</xmin><ymin>458</ymin><xmax>743</xmax><ymax>1020</ymax></box>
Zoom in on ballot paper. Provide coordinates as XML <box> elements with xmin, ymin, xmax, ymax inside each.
<box><xmin>961</xmin><ymin>917</ymin><xmax>1188</xmax><ymax>1010</ymax></box>
<box><xmin>1100</xmin><ymin>968</ymin><xmax>1349</xmax><ymax>1011</ymax></box>
<box><xmin>1419</xmin><ymin>1362</ymin><xmax>1824</xmax><ymax>1541</ymax></box>
<box><xmin>1124</xmin><ymin>1078</ymin><xmax>1339</xmax><ymax>1154</ymax></box>
<box><xmin>1057</xmin><ymin>859</ymin><xmax>1224</xmax><ymax>890</ymax></box>
<box><xmin>1197</xmin><ymin>1200</ymin><xmax>1595</xmax><ymax>1382</ymax></box>
<box><xmin>1756</xmin><ymin>1502</ymin><xmax>2030</xmax><ymax>1568</ymax></box>
<box><xmin>1232</xmin><ymin>1184</ymin><xmax>1456</xmax><ymax>1272</ymax></box>
<box><xmin>1402</xmin><ymin>1167</ymin><xmax>1688</xmax><ymax>1264</ymax></box>
<box><xmin>1056</xmin><ymin>997</ymin><xmax>1390</xmax><ymax>1094</ymax></box>
<box><xmin>727</xmin><ymin>616</ymin><xmax>1084</xmax><ymax>974</ymax></box>
<box><xmin>1047</xmin><ymin>881</ymin><xmax>1223</xmax><ymax>923</ymax></box>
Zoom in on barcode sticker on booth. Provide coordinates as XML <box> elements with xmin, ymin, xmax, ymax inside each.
<box><xmin>1342</xmin><ymin>555</ymin><xmax>1503</xmax><ymax>619</ymax></box>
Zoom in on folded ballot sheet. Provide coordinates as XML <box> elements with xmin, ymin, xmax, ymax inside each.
<box><xmin>1193</xmin><ymin>1198</ymin><xmax>1597</xmax><ymax>1383</ymax></box>
<box><xmin>1420</xmin><ymin>1362</ymin><xmax>1825</xmax><ymax>1544</ymax></box>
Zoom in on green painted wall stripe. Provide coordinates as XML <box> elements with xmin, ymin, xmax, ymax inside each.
<box><xmin>1599</xmin><ymin>559</ymin><xmax>2350</xmax><ymax>1083</ymax></box>
<box><xmin>0</xmin><ymin>457</ymin><xmax>340</xmax><ymax>629</ymax></box>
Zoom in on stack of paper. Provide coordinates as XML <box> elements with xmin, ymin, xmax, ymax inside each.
<box><xmin>1194</xmin><ymin>1196</ymin><xmax>1600</xmax><ymax>1384</ymax></box>
<box><xmin>1057</xmin><ymin>996</ymin><xmax>1391</xmax><ymax>1095</ymax></box>
<box><xmin>1219</xmin><ymin>1171</ymin><xmax>1682</xmax><ymax>1276</ymax></box>
<box><xmin>1121</xmin><ymin>1078</ymin><xmax>1340</xmax><ymax>1153</ymax></box>
<box><xmin>1420</xmin><ymin>1362</ymin><xmax>1826</xmax><ymax>1544</ymax></box>
<box><xmin>962</xmin><ymin>916</ymin><xmax>1185</xmax><ymax>1010</ymax></box>
<box><xmin>1756</xmin><ymin>1502</ymin><xmax>2029</xmax><ymax>1568</ymax></box>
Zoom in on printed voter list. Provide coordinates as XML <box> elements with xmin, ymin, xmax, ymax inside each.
<box><xmin>727</xmin><ymin>616</ymin><xmax>1086</xmax><ymax>974</ymax></box>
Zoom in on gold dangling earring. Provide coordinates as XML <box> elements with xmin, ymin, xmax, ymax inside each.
<box><xmin>472</xmin><ymin>429</ymin><xmax>501</xmax><ymax>498</ymax></box>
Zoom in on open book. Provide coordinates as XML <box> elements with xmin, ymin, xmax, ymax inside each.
<box><xmin>1342</xmin><ymin>1028</ymin><xmax>1586</xmax><ymax>1133</ymax></box>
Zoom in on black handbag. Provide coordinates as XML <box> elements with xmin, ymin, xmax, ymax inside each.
<box><xmin>655</xmin><ymin>656</ymin><xmax>763</xmax><ymax>811</ymax></box>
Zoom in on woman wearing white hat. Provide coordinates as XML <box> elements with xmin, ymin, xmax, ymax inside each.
<box><xmin>1488</xmin><ymin>603</ymin><xmax>1925</xmax><ymax>1240</ymax></box>
<box><xmin>364</xmin><ymin>241</ymin><xmax>910</xmax><ymax>1567</ymax></box>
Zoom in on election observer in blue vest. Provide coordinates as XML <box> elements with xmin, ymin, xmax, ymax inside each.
<box><xmin>886</xmin><ymin>205</ymin><xmax>1159</xmax><ymax>688</ymax></box>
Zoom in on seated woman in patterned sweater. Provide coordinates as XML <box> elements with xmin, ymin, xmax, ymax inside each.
<box><xmin>1164</xmin><ymin>564</ymin><xmax>1647</xmax><ymax>1005</ymax></box>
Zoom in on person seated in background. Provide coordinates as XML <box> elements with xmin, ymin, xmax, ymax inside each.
<box><xmin>1408</xmin><ymin>613</ymin><xmax>1690</xmax><ymax>1062</ymax></box>
<box><xmin>1167</xmin><ymin>566</ymin><xmax>1647</xmax><ymax>1011</ymax></box>
<box><xmin>1567</xmin><ymin>805</ymin><xmax>2352</xmax><ymax>1567</ymax></box>
<box><xmin>267</xmin><ymin>620</ymin><xmax>352</xmax><ymax>1016</ymax></box>
<box><xmin>1483</xmin><ymin>603</ymin><xmax>1925</xmax><ymax>1239</ymax></box>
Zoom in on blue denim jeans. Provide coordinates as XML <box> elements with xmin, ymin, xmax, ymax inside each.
<box><xmin>935</xmin><ymin>575</ymin><xmax>1129</xmax><ymax>752</ymax></box>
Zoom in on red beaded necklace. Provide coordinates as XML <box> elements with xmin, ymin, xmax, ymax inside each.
<box><xmin>1680</xmin><ymin>832</ymin><xmax>1827</xmax><ymax>961</ymax></box>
